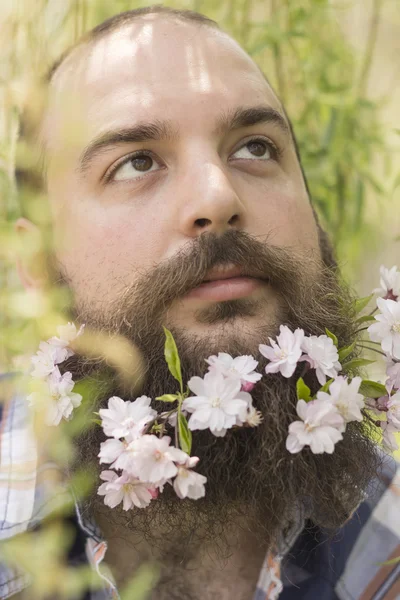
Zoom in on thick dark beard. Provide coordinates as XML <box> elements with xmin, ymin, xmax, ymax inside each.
<box><xmin>58</xmin><ymin>231</ymin><xmax>380</xmax><ymax>561</ymax></box>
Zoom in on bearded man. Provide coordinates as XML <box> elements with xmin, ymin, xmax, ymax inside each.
<box><xmin>1</xmin><ymin>6</ymin><xmax>399</xmax><ymax>600</ymax></box>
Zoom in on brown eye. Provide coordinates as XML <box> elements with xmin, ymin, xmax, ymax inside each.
<box><xmin>131</xmin><ymin>155</ymin><xmax>153</xmax><ymax>171</ymax></box>
<box><xmin>112</xmin><ymin>152</ymin><xmax>162</xmax><ymax>181</ymax></box>
<box><xmin>232</xmin><ymin>138</ymin><xmax>273</xmax><ymax>161</ymax></box>
<box><xmin>247</xmin><ymin>141</ymin><xmax>268</xmax><ymax>157</ymax></box>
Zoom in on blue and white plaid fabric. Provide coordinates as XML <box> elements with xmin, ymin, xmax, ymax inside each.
<box><xmin>1</xmin><ymin>376</ymin><xmax>399</xmax><ymax>599</ymax></box>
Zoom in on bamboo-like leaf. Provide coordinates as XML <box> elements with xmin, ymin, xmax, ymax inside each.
<box><xmin>325</xmin><ymin>328</ymin><xmax>338</xmax><ymax>347</ymax></box>
<box><xmin>356</xmin><ymin>315</ymin><xmax>376</xmax><ymax>324</ymax></box>
<box><xmin>162</xmin><ymin>327</ymin><xmax>182</xmax><ymax>389</ymax></box>
<box><xmin>354</xmin><ymin>294</ymin><xmax>374</xmax><ymax>314</ymax></box>
<box><xmin>338</xmin><ymin>341</ymin><xmax>356</xmax><ymax>362</ymax></box>
<box><xmin>178</xmin><ymin>412</ymin><xmax>192</xmax><ymax>455</ymax></box>
<box><xmin>341</xmin><ymin>358</ymin><xmax>375</xmax><ymax>372</ymax></box>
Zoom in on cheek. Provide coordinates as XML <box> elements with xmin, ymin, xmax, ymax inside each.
<box><xmin>250</xmin><ymin>176</ymin><xmax>319</xmax><ymax>252</ymax></box>
<box><xmin>52</xmin><ymin>202</ymin><xmax>163</xmax><ymax>302</ymax></box>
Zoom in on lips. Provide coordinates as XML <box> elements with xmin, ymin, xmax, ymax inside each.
<box><xmin>201</xmin><ymin>265</ymin><xmax>264</xmax><ymax>284</ymax></box>
<box><xmin>184</xmin><ymin>264</ymin><xmax>267</xmax><ymax>302</ymax></box>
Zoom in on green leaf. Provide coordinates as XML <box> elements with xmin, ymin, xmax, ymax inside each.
<box><xmin>155</xmin><ymin>394</ymin><xmax>179</xmax><ymax>403</ymax></box>
<box><xmin>359</xmin><ymin>380</ymin><xmax>387</xmax><ymax>398</ymax></box>
<box><xmin>354</xmin><ymin>294</ymin><xmax>374</xmax><ymax>314</ymax></box>
<box><xmin>338</xmin><ymin>341</ymin><xmax>356</xmax><ymax>362</ymax></box>
<box><xmin>319</xmin><ymin>378</ymin><xmax>333</xmax><ymax>394</ymax></box>
<box><xmin>344</xmin><ymin>358</ymin><xmax>376</xmax><ymax>370</ymax></box>
<box><xmin>356</xmin><ymin>315</ymin><xmax>376</xmax><ymax>324</ymax></box>
<box><xmin>341</xmin><ymin>358</ymin><xmax>375</xmax><ymax>372</ymax></box>
<box><xmin>325</xmin><ymin>328</ymin><xmax>338</xmax><ymax>347</ymax></box>
<box><xmin>178</xmin><ymin>412</ymin><xmax>192</xmax><ymax>454</ymax></box>
<box><xmin>296</xmin><ymin>377</ymin><xmax>311</xmax><ymax>402</ymax></box>
<box><xmin>163</xmin><ymin>327</ymin><xmax>183</xmax><ymax>389</ymax></box>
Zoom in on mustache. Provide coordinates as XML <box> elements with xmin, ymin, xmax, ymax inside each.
<box><xmin>121</xmin><ymin>230</ymin><xmax>305</xmax><ymax>315</ymax></box>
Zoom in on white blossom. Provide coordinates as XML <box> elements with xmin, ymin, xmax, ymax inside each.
<box><xmin>48</xmin><ymin>322</ymin><xmax>84</xmax><ymax>348</ymax></box>
<box><xmin>183</xmin><ymin>371</ymin><xmax>250</xmax><ymax>437</ymax></box>
<box><xmin>173</xmin><ymin>456</ymin><xmax>207</xmax><ymax>500</ymax></box>
<box><xmin>99</xmin><ymin>395</ymin><xmax>156</xmax><ymax>440</ymax></box>
<box><xmin>286</xmin><ymin>398</ymin><xmax>345</xmax><ymax>454</ymax></box>
<box><xmin>31</xmin><ymin>341</ymin><xmax>70</xmax><ymax>379</ymax></box>
<box><xmin>98</xmin><ymin>438</ymin><xmax>127</xmax><ymax>465</ymax></box>
<box><xmin>374</xmin><ymin>265</ymin><xmax>400</xmax><ymax>301</ymax></box>
<box><xmin>381</xmin><ymin>421</ymin><xmax>399</xmax><ymax>453</ymax></box>
<box><xmin>368</xmin><ymin>297</ymin><xmax>400</xmax><ymax>360</ymax></box>
<box><xmin>97</xmin><ymin>470</ymin><xmax>155</xmax><ymax>510</ymax></box>
<box><xmin>259</xmin><ymin>325</ymin><xmax>304</xmax><ymax>378</ymax></box>
<box><xmin>300</xmin><ymin>335</ymin><xmax>341</xmax><ymax>385</ymax></box>
<box><xmin>205</xmin><ymin>353</ymin><xmax>262</xmax><ymax>388</ymax></box>
<box><xmin>317</xmin><ymin>376</ymin><xmax>364</xmax><ymax>423</ymax></box>
<box><xmin>28</xmin><ymin>367</ymin><xmax>82</xmax><ymax>426</ymax></box>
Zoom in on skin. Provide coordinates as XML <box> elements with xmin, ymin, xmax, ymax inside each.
<box><xmin>31</xmin><ymin>15</ymin><xmax>321</xmax><ymax>340</ymax></box>
<box><xmin>17</xmin><ymin>15</ymin><xmax>323</xmax><ymax>598</ymax></box>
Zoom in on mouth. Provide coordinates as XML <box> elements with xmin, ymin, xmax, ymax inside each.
<box><xmin>184</xmin><ymin>265</ymin><xmax>268</xmax><ymax>302</ymax></box>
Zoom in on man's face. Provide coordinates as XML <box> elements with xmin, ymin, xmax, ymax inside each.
<box><xmin>44</xmin><ymin>16</ymin><xmax>320</xmax><ymax>344</ymax></box>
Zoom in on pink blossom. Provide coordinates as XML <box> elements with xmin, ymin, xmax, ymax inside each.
<box><xmin>122</xmin><ymin>435</ymin><xmax>188</xmax><ymax>485</ymax></box>
<box><xmin>97</xmin><ymin>470</ymin><xmax>155</xmax><ymax>510</ymax></box>
<box><xmin>317</xmin><ymin>376</ymin><xmax>364</xmax><ymax>423</ymax></box>
<box><xmin>206</xmin><ymin>353</ymin><xmax>262</xmax><ymax>388</ymax></box>
<box><xmin>286</xmin><ymin>398</ymin><xmax>345</xmax><ymax>454</ymax></box>
<box><xmin>386</xmin><ymin>361</ymin><xmax>400</xmax><ymax>393</ymax></box>
<box><xmin>173</xmin><ymin>456</ymin><xmax>207</xmax><ymax>500</ymax></box>
<box><xmin>387</xmin><ymin>391</ymin><xmax>400</xmax><ymax>429</ymax></box>
<box><xmin>374</xmin><ymin>265</ymin><xmax>400</xmax><ymax>301</ymax></box>
<box><xmin>259</xmin><ymin>325</ymin><xmax>304</xmax><ymax>378</ymax></box>
<box><xmin>99</xmin><ymin>395</ymin><xmax>156</xmax><ymax>440</ymax></box>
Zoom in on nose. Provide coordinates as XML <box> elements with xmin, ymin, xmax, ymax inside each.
<box><xmin>178</xmin><ymin>161</ymin><xmax>245</xmax><ymax>237</ymax></box>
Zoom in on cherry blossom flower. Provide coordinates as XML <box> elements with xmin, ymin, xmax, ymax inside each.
<box><xmin>173</xmin><ymin>456</ymin><xmax>207</xmax><ymax>499</ymax></box>
<box><xmin>317</xmin><ymin>376</ymin><xmax>364</xmax><ymax>423</ymax></box>
<box><xmin>300</xmin><ymin>335</ymin><xmax>341</xmax><ymax>385</ymax></box>
<box><xmin>386</xmin><ymin>360</ymin><xmax>400</xmax><ymax>393</ymax></box>
<box><xmin>368</xmin><ymin>298</ymin><xmax>400</xmax><ymax>360</ymax></box>
<box><xmin>259</xmin><ymin>325</ymin><xmax>304</xmax><ymax>378</ymax></box>
<box><xmin>31</xmin><ymin>341</ymin><xmax>70</xmax><ymax>379</ymax></box>
<box><xmin>183</xmin><ymin>371</ymin><xmax>251</xmax><ymax>437</ymax></box>
<box><xmin>28</xmin><ymin>367</ymin><xmax>82</xmax><ymax>426</ymax></box>
<box><xmin>98</xmin><ymin>438</ymin><xmax>127</xmax><ymax>465</ymax></box>
<box><xmin>286</xmin><ymin>398</ymin><xmax>345</xmax><ymax>454</ymax></box>
<box><xmin>381</xmin><ymin>421</ymin><xmax>399</xmax><ymax>453</ymax></box>
<box><xmin>99</xmin><ymin>395</ymin><xmax>157</xmax><ymax>440</ymax></box>
<box><xmin>205</xmin><ymin>353</ymin><xmax>262</xmax><ymax>390</ymax></box>
<box><xmin>387</xmin><ymin>391</ymin><xmax>400</xmax><ymax>429</ymax></box>
<box><xmin>97</xmin><ymin>470</ymin><xmax>155</xmax><ymax>510</ymax></box>
<box><xmin>374</xmin><ymin>265</ymin><xmax>400</xmax><ymax>301</ymax></box>
<box><xmin>128</xmin><ymin>435</ymin><xmax>188</xmax><ymax>485</ymax></box>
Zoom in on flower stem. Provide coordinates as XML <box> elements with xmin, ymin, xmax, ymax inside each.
<box><xmin>357</xmin><ymin>343</ymin><xmax>387</xmax><ymax>358</ymax></box>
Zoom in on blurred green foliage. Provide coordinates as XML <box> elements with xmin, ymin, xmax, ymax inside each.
<box><xmin>0</xmin><ymin>1</ymin><xmax>399</xmax><ymax>596</ymax></box>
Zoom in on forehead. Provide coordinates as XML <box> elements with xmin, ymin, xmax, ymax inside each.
<box><xmin>45</xmin><ymin>17</ymin><xmax>283</xmax><ymax>150</ymax></box>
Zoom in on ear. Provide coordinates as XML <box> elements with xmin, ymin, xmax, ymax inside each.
<box><xmin>15</xmin><ymin>217</ymin><xmax>47</xmax><ymax>289</ymax></box>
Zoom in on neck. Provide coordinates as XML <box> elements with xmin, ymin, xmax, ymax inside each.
<box><xmin>93</xmin><ymin>505</ymin><xmax>268</xmax><ymax>600</ymax></box>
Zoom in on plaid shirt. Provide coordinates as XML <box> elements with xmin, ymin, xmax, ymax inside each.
<box><xmin>1</xmin><ymin>376</ymin><xmax>400</xmax><ymax>600</ymax></box>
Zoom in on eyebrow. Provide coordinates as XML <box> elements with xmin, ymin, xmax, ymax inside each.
<box><xmin>78</xmin><ymin>105</ymin><xmax>290</xmax><ymax>173</ymax></box>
